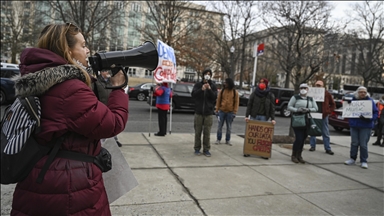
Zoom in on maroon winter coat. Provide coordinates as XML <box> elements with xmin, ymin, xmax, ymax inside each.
<box><xmin>11</xmin><ymin>48</ymin><xmax>128</xmax><ymax>216</ymax></box>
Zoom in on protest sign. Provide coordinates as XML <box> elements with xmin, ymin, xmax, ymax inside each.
<box><xmin>307</xmin><ymin>87</ymin><xmax>325</xmax><ymax>102</ymax></box>
<box><xmin>102</xmin><ymin>138</ymin><xmax>138</xmax><ymax>203</ymax></box>
<box><xmin>153</xmin><ymin>40</ymin><xmax>177</xmax><ymax>83</ymax></box>
<box><xmin>342</xmin><ymin>100</ymin><xmax>372</xmax><ymax>118</ymax></box>
<box><xmin>243</xmin><ymin>120</ymin><xmax>274</xmax><ymax>158</ymax></box>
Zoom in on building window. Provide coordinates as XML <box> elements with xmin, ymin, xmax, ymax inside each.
<box><xmin>145</xmin><ymin>70</ymin><xmax>152</xmax><ymax>76</ymax></box>
<box><xmin>129</xmin><ymin>68</ymin><xmax>136</xmax><ymax>76</ymax></box>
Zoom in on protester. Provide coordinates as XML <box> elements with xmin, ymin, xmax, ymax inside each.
<box><xmin>372</xmin><ymin>95</ymin><xmax>384</xmax><ymax>147</ymax></box>
<box><xmin>344</xmin><ymin>87</ymin><xmax>378</xmax><ymax>169</ymax></box>
<box><xmin>153</xmin><ymin>82</ymin><xmax>172</xmax><ymax>136</ymax></box>
<box><xmin>191</xmin><ymin>68</ymin><xmax>218</xmax><ymax>157</ymax></box>
<box><xmin>93</xmin><ymin>69</ymin><xmax>124</xmax><ymax>147</ymax></box>
<box><xmin>309</xmin><ymin>80</ymin><xmax>336</xmax><ymax>155</ymax></box>
<box><xmin>11</xmin><ymin>23</ymin><xmax>128</xmax><ymax>215</ymax></box>
<box><xmin>288</xmin><ymin>83</ymin><xmax>318</xmax><ymax>164</ymax></box>
<box><xmin>215</xmin><ymin>78</ymin><xmax>239</xmax><ymax>146</ymax></box>
<box><xmin>244</xmin><ymin>78</ymin><xmax>276</xmax><ymax>158</ymax></box>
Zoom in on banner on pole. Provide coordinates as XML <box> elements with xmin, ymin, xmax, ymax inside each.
<box><xmin>307</xmin><ymin>87</ymin><xmax>325</xmax><ymax>102</ymax></box>
<box><xmin>153</xmin><ymin>40</ymin><xmax>177</xmax><ymax>83</ymax></box>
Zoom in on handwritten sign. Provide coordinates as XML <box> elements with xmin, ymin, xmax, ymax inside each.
<box><xmin>243</xmin><ymin>120</ymin><xmax>274</xmax><ymax>158</ymax></box>
<box><xmin>307</xmin><ymin>87</ymin><xmax>325</xmax><ymax>102</ymax></box>
<box><xmin>153</xmin><ymin>40</ymin><xmax>177</xmax><ymax>83</ymax></box>
<box><xmin>342</xmin><ymin>100</ymin><xmax>372</xmax><ymax>118</ymax></box>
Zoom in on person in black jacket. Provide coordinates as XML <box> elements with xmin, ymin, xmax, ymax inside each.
<box><xmin>191</xmin><ymin>68</ymin><xmax>218</xmax><ymax>157</ymax></box>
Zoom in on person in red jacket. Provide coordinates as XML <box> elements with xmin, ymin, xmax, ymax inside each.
<box><xmin>153</xmin><ymin>82</ymin><xmax>172</xmax><ymax>136</ymax></box>
<box><xmin>11</xmin><ymin>23</ymin><xmax>128</xmax><ymax>215</ymax></box>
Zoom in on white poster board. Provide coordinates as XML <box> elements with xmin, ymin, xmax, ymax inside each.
<box><xmin>153</xmin><ymin>40</ymin><xmax>177</xmax><ymax>83</ymax></box>
<box><xmin>342</xmin><ymin>100</ymin><xmax>373</xmax><ymax>118</ymax></box>
<box><xmin>101</xmin><ymin>138</ymin><xmax>138</xmax><ymax>203</ymax></box>
<box><xmin>307</xmin><ymin>87</ymin><xmax>325</xmax><ymax>102</ymax></box>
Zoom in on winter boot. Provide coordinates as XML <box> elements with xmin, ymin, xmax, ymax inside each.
<box><xmin>291</xmin><ymin>150</ymin><xmax>299</xmax><ymax>163</ymax></box>
<box><xmin>297</xmin><ymin>150</ymin><xmax>306</xmax><ymax>164</ymax></box>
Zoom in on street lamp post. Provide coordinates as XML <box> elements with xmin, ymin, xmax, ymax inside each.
<box><xmin>230</xmin><ymin>46</ymin><xmax>235</xmax><ymax>80</ymax></box>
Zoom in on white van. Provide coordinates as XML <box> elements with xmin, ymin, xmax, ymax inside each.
<box><xmin>1</xmin><ymin>63</ymin><xmax>19</xmax><ymax>69</ymax></box>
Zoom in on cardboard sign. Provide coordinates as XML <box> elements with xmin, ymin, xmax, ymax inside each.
<box><xmin>307</xmin><ymin>87</ymin><xmax>325</xmax><ymax>102</ymax></box>
<box><xmin>102</xmin><ymin>138</ymin><xmax>138</xmax><ymax>203</ymax></box>
<box><xmin>342</xmin><ymin>100</ymin><xmax>373</xmax><ymax>118</ymax></box>
<box><xmin>243</xmin><ymin>120</ymin><xmax>274</xmax><ymax>158</ymax></box>
<box><xmin>153</xmin><ymin>40</ymin><xmax>177</xmax><ymax>83</ymax></box>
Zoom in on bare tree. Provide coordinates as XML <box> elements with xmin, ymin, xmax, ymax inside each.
<box><xmin>0</xmin><ymin>2</ymin><xmax>43</xmax><ymax>63</ymax></box>
<box><xmin>345</xmin><ymin>1</ymin><xmax>384</xmax><ymax>87</ymax></box>
<box><xmin>38</xmin><ymin>1</ymin><xmax>129</xmax><ymax>53</ymax></box>
<box><xmin>259</xmin><ymin>1</ymin><xmax>336</xmax><ymax>90</ymax></box>
<box><xmin>207</xmin><ymin>1</ymin><xmax>259</xmax><ymax>87</ymax></box>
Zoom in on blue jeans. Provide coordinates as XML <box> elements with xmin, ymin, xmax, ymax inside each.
<box><xmin>350</xmin><ymin>127</ymin><xmax>371</xmax><ymax>163</ymax></box>
<box><xmin>216</xmin><ymin>111</ymin><xmax>235</xmax><ymax>141</ymax></box>
<box><xmin>250</xmin><ymin>115</ymin><xmax>267</xmax><ymax>121</ymax></box>
<box><xmin>310</xmin><ymin>116</ymin><xmax>331</xmax><ymax>150</ymax></box>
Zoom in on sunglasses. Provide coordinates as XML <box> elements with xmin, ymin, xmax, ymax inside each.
<box><xmin>64</xmin><ymin>22</ymin><xmax>79</xmax><ymax>34</ymax></box>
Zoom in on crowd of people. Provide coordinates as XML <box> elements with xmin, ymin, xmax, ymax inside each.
<box><xmin>7</xmin><ymin>21</ymin><xmax>383</xmax><ymax>215</ymax></box>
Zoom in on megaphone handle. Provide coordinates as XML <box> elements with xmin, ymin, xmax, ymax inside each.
<box><xmin>105</xmin><ymin>67</ymin><xmax>129</xmax><ymax>89</ymax></box>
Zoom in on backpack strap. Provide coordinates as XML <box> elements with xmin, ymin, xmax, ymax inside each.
<box><xmin>36</xmin><ymin>134</ymin><xmax>67</xmax><ymax>184</ymax></box>
<box><xmin>19</xmin><ymin>96</ymin><xmax>41</xmax><ymax>133</ymax></box>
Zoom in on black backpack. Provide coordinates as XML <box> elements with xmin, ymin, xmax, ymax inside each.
<box><xmin>1</xmin><ymin>96</ymin><xmax>111</xmax><ymax>185</ymax></box>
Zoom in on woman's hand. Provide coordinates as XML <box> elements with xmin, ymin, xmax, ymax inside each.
<box><xmin>110</xmin><ymin>70</ymin><xmax>126</xmax><ymax>87</ymax></box>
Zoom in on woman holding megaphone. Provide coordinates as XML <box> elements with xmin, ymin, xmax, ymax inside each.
<box><xmin>12</xmin><ymin>23</ymin><xmax>128</xmax><ymax>215</ymax></box>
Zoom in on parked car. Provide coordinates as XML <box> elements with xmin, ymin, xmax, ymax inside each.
<box><xmin>0</xmin><ymin>67</ymin><xmax>20</xmax><ymax>104</ymax></box>
<box><xmin>128</xmin><ymin>82</ymin><xmax>155</xmax><ymax>101</ymax></box>
<box><xmin>329</xmin><ymin>93</ymin><xmax>377</xmax><ymax>136</ymax></box>
<box><xmin>1</xmin><ymin>63</ymin><xmax>19</xmax><ymax>69</ymax></box>
<box><xmin>147</xmin><ymin>82</ymin><xmax>195</xmax><ymax>110</ymax></box>
<box><xmin>238</xmin><ymin>90</ymin><xmax>251</xmax><ymax>106</ymax></box>
<box><xmin>269</xmin><ymin>87</ymin><xmax>295</xmax><ymax>117</ymax></box>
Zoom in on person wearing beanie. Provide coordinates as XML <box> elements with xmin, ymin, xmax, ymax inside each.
<box><xmin>191</xmin><ymin>68</ymin><xmax>218</xmax><ymax>157</ymax></box>
<box><xmin>287</xmin><ymin>83</ymin><xmax>318</xmax><ymax>164</ymax></box>
<box><xmin>215</xmin><ymin>78</ymin><xmax>239</xmax><ymax>146</ymax></box>
<box><xmin>372</xmin><ymin>95</ymin><xmax>384</xmax><ymax>147</ymax></box>
<box><xmin>244</xmin><ymin>78</ymin><xmax>276</xmax><ymax>158</ymax></box>
<box><xmin>344</xmin><ymin>86</ymin><xmax>378</xmax><ymax>169</ymax></box>
<box><xmin>153</xmin><ymin>82</ymin><xmax>172</xmax><ymax>136</ymax></box>
<box><xmin>309</xmin><ymin>80</ymin><xmax>336</xmax><ymax>155</ymax></box>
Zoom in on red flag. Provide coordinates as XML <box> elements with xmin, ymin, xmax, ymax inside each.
<box><xmin>257</xmin><ymin>43</ymin><xmax>264</xmax><ymax>56</ymax></box>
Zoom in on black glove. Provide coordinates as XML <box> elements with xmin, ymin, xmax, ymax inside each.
<box><xmin>359</xmin><ymin>115</ymin><xmax>371</xmax><ymax>121</ymax></box>
<box><xmin>303</xmin><ymin>108</ymin><xmax>310</xmax><ymax>113</ymax></box>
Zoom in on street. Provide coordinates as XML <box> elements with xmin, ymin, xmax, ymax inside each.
<box><xmin>125</xmin><ymin>99</ymin><xmax>351</xmax><ymax>137</ymax></box>
<box><xmin>1</xmin><ymin>100</ymin><xmax>351</xmax><ymax>137</ymax></box>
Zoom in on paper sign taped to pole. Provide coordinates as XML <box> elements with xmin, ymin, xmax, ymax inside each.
<box><xmin>153</xmin><ymin>40</ymin><xmax>177</xmax><ymax>83</ymax></box>
<box><xmin>342</xmin><ymin>100</ymin><xmax>372</xmax><ymax>118</ymax></box>
<box><xmin>307</xmin><ymin>87</ymin><xmax>325</xmax><ymax>102</ymax></box>
<box><xmin>102</xmin><ymin>138</ymin><xmax>138</xmax><ymax>203</ymax></box>
<box><xmin>243</xmin><ymin>120</ymin><xmax>274</xmax><ymax>158</ymax></box>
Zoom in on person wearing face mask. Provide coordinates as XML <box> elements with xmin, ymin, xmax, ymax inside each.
<box><xmin>372</xmin><ymin>95</ymin><xmax>384</xmax><ymax>147</ymax></box>
<box><xmin>215</xmin><ymin>78</ymin><xmax>239</xmax><ymax>146</ymax></box>
<box><xmin>244</xmin><ymin>78</ymin><xmax>276</xmax><ymax>157</ymax></box>
<box><xmin>11</xmin><ymin>23</ymin><xmax>128</xmax><ymax>215</ymax></box>
<box><xmin>308</xmin><ymin>80</ymin><xmax>336</xmax><ymax>155</ymax></box>
<box><xmin>93</xmin><ymin>69</ymin><xmax>124</xmax><ymax>147</ymax></box>
<box><xmin>344</xmin><ymin>87</ymin><xmax>378</xmax><ymax>169</ymax></box>
<box><xmin>288</xmin><ymin>83</ymin><xmax>318</xmax><ymax>164</ymax></box>
<box><xmin>191</xmin><ymin>68</ymin><xmax>218</xmax><ymax>157</ymax></box>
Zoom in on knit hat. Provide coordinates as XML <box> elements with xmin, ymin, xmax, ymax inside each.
<box><xmin>300</xmin><ymin>83</ymin><xmax>309</xmax><ymax>88</ymax></box>
<box><xmin>260</xmin><ymin>78</ymin><xmax>269</xmax><ymax>87</ymax></box>
<box><xmin>356</xmin><ymin>86</ymin><xmax>367</xmax><ymax>93</ymax></box>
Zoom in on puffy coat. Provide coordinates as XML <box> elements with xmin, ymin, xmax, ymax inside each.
<box><xmin>11</xmin><ymin>48</ymin><xmax>128</xmax><ymax>216</ymax></box>
<box><xmin>245</xmin><ymin>88</ymin><xmax>275</xmax><ymax>120</ymax></box>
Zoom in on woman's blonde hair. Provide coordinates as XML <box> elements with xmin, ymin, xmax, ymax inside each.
<box><xmin>37</xmin><ymin>23</ymin><xmax>91</xmax><ymax>86</ymax></box>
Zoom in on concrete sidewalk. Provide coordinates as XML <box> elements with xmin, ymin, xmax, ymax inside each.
<box><xmin>1</xmin><ymin>133</ymin><xmax>383</xmax><ymax>215</ymax></box>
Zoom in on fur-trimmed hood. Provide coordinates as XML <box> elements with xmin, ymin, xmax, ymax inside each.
<box><xmin>13</xmin><ymin>65</ymin><xmax>87</xmax><ymax>97</ymax></box>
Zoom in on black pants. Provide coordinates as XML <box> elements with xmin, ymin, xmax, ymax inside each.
<box><xmin>375</xmin><ymin>119</ymin><xmax>383</xmax><ymax>144</ymax></box>
<box><xmin>293</xmin><ymin>127</ymin><xmax>308</xmax><ymax>151</ymax></box>
<box><xmin>157</xmin><ymin>109</ymin><xmax>168</xmax><ymax>135</ymax></box>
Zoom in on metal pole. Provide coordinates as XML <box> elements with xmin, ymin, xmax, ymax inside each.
<box><xmin>251</xmin><ymin>55</ymin><xmax>258</xmax><ymax>93</ymax></box>
<box><xmin>149</xmin><ymin>75</ymin><xmax>155</xmax><ymax>137</ymax></box>
<box><xmin>169</xmin><ymin>82</ymin><xmax>173</xmax><ymax>135</ymax></box>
